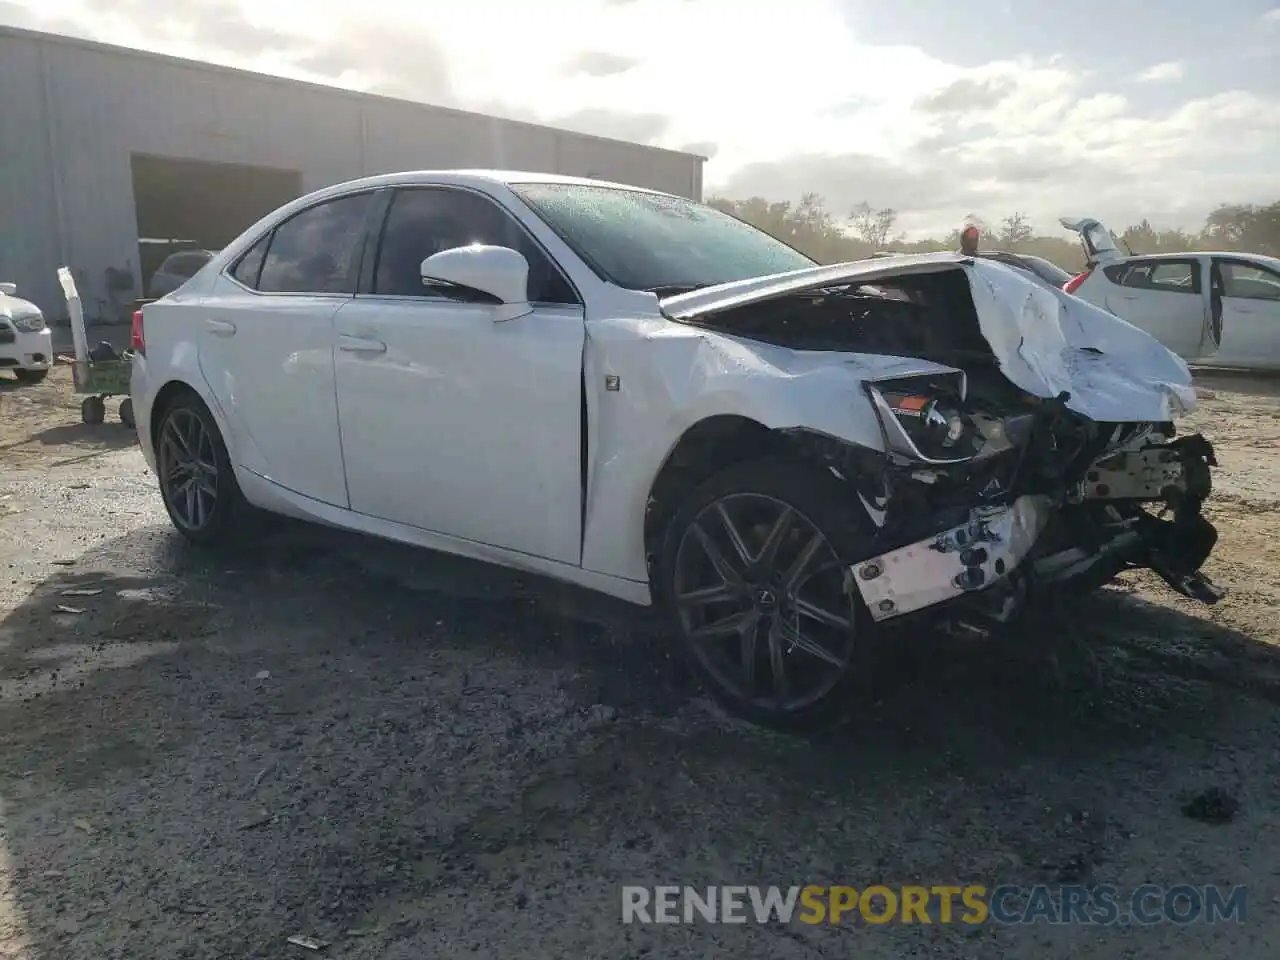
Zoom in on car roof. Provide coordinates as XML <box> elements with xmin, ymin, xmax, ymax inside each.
<box><xmin>311</xmin><ymin>169</ymin><xmax>678</xmax><ymax>201</ymax></box>
<box><xmin>1119</xmin><ymin>250</ymin><xmax>1280</xmax><ymax>267</ymax></box>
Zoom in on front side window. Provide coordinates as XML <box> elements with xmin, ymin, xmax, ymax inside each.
<box><xmin>1220</xmin><ymin>261</ymin><xmax>1280</xmax><ymax>301</ymax></box>
<box><xmin>257</xmin><ymin>193</ymin><xmax>373</xmax><ymax>295</ymax></box>
<box><xmin>372</xmin><ymin>188</ymin><xmax>577</xmax><ymax>304</ymax></box>
<box><xmin>509</xmin><ymin>182</ymin><xmax>815</xmax><ymax>292</ymax></box>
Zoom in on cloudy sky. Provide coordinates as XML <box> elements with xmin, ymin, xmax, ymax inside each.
<box><xmin>3</xmin><ymin>0</ymin><xmax>1278</xmax><ymax>238</ymax></box>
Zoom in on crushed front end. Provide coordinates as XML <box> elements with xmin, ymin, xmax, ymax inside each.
<box><xmin>825</xmin><ymin>370</ymin><xmax>1224</xmax><ymax>633</ymax></box>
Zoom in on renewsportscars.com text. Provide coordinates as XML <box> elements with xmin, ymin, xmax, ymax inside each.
<box><xmin>621</xmin><ymin>884</ymin><xmax>1247</xmax><ymax>926</ymax></box>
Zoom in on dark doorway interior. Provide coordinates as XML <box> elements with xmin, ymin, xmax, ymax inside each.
<box><xmin>130</xmin><ymin>153</ymin><xmax>302</xmax><ymax>295</ymax></box>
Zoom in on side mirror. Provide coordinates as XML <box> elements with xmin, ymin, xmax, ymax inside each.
<box><xmin>420</xmin><ymin>245</ymin><xmax>531</xmax><ymax>321</ymax></box>
<box><xmin>0</xmin><ymin>283</ymin><xmax>16</xmax><ymax>296</ymax></box>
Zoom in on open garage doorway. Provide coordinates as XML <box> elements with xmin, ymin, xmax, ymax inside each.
<box><xmin>130</xmin><ymin>154</ymin><xmax>302</xmax><ymax>297</ymax></box>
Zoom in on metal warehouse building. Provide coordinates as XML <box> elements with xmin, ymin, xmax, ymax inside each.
<box><xmin>0</xmin><ymin>25</ymin><xmax>706</xmax><ymax>324</ymax></box>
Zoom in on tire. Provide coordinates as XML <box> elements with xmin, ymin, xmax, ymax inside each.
<box><xmin>14</xmin><ymin>368</ymin><xmax>48</xmax><ymax>384</ymax></box>
<box><xmin>154</xmin><ymin>392</ymin><xmax>243</xmax><ymax>545</ymax></box>
<box><xmin>81</xmin><ymin>396</ymin><xmax>105</xmax><ymax>425</ymax></box>
<box><xmin>655</xmin><ymin>456</ymin><xmax>880</xmax><ymax>733</ymax></box>
<box><xmin>119</xmin><ymin>397</ymin><xmax>135</xmax><ymax>428</ymax></box>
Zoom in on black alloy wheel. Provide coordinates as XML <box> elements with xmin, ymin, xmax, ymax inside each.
<box><xmin>156</xmin><ymin>395</ymin><xmax>240</xmax><ymax>543</ymax></box>
<box><xmin>660</xmin><ymin>458</ymin><xmax>877</xmax><ymax>731</ymax></box>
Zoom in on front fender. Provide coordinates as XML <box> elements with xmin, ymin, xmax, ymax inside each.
<box><xmin>579</xmin><ymin>319</ymin><xmax>958</xmax><ymax>585</ymax></box>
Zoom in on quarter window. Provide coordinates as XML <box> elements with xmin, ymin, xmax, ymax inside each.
<box><xmin>372</xmin><ymin>188</ymin><xmax>577</xmax><ymax>304</ymax></box>
<box><xmin>229</xmin><ymin>235</ymin><xmax>270</xmax><ymax>289</ymax></box>
<box><xmin>257</xmin><ymin>193</ymin><xmax>373</xmax><ymax>295</ymax></box>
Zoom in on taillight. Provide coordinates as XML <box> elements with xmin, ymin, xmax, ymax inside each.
<box><xmin>1063</xmin><ymin>270</ymin><xmax>1090</xmax><ymax>295</ymax></box>
<box><xmin>131</xmin><ymin>309</ymin><xmax>145</xmax><ymax>354</ymax></box>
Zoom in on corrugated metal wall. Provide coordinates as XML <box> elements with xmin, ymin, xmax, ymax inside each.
<box><xmin>0</xmin><ymin>27</ymin><xmax>705</xmax><ymax>322</ymax></box>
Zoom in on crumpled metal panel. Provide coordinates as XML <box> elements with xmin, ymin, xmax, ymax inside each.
<box><xmin>661</xmin><ymin>253</ymin><xmax>1198</xmax><ymax>424</ymax></box>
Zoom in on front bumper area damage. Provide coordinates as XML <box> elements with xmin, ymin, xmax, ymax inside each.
<box><xmin>840</xmin><ymin>378</ymin><xmax>1225</xmax><ymax>632</ymax></box>
<box><xmin>854</xmin><ymin>495</ymin><xmax>1051</xmax><ymax>622</ymax></box>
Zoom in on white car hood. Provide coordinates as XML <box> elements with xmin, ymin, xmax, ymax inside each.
<box><xmin>660</xmin><ymin>253</ymin><xmax>1196</xmax><ymax>423</ymax></box>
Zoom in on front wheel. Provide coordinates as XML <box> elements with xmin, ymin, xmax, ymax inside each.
<box><xmin>14</xmin><ymin>368</ymin><xmax>48</xmax><ymax>384</ymax></box>
<box><xmin>656</xmin><ymin>457</ymin><xmax>879</xmax><ymax>733</ymax></box>
<box><xmin>155</xmin><ymin>394</ymin><xmax>243</xmax><ymax>544</ymax></box>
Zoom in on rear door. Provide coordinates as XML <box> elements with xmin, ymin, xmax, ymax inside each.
<box><xmin>1209</xmin><ymin>257</ymin><xmax>1280</xmax><ymax>369</ymax></box>
<box><xmin>199</xmin><ymin>191</ymin><xmax>377</xmax><ymax>507</ymax></box>
<box><xmin>1059</xmin><ymin>217</ymin><xmax>1128</xmax><ymax>267</ymax></box>
<box><xmin>1098</xmin><ymin>257</ymin><xmax>1214</xmax><ymax>359</ymax></box>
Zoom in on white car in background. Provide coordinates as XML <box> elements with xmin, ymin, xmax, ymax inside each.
<box><xmin>147</xmin><ymin>249</ymin><xmax>219</xmax><ymax>299</ymax></box>
<box><xmin>129</xmin><ymin>172</ymin><xmax>1226</xmax><ymax>731</ymax></box>
<box><xmin>1060</xmin><ymin>217</ymin><xmax>1280</xmax><ymax>370</ymax></box>
<box><xmin>0</xmin><ymin>281</ymin><xmax>53</xmax><ymax>382</ymax></box>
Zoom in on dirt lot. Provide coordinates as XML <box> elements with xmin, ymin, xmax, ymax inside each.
<box><xmin>1</xmin><ymin>366</ymin><xmax>1279</xmax><ymax>959</ymax></box>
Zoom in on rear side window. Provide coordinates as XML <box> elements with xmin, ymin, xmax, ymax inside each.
<box><xmin>1112</xmin><ymin>260</ymin><xmax>1200</xmax><ymax>294</ymax></box>
<box><xmin>230</xmin><ymin>234</ymin><xmax>270</xmax><ymax>289</ymax></box>
<box><xmin>372</xmin><ymin>187</ymin><xmax>577</xmax><ymax>304</ymax></box>
<box><xmin>257</xmin><ymin>193</ymin><xmax>373</xmax><ymax>295</ymax></box>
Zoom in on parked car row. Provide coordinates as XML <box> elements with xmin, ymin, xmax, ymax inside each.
<box><xmin>128</xmin><ymin>170</ymin><xmax>1227</xmax><ymax>731</ymax></box>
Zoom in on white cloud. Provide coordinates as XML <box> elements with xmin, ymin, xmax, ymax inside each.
<box><xmin>2</xmin><ymin>0</ymin><xmax>1278</xmax><ymax>239</ymax></box>
<box><xmin>1262</xmin><ymin>7</ymin><xmax>1280</xmax><ymax>24</ymax></box>
<box><xmin>1136</xmin><ymin>61</ymin><xmax>1184</xmax><ymax>83</ymax></box>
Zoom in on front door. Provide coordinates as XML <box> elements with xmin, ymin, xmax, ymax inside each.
<box><xmin>198</xmin><ymin>191</ymin><xmax>376</xmax><ymax>507</ymax></box>
<box><xmin>1211</xmin><ymin>258</ymin><xmax>1280</xmax><ymax>370</ymax></box>
<box><xmin>333</xmin><ymin>185</ymin><xmax>587</xmax><ymax>564</ymax></box>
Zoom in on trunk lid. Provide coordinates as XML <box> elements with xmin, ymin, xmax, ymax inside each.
<box><xmin>1059</xmin><ymin>217</ymin><xmax>1129</xmax><ymax>267</ymax></box>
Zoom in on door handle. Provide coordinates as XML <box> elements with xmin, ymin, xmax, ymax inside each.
<box><xmin>205</xmin><ymin>318</ymin><xmax>237</xmax><ymax>336</ymax></box>
<box><xmin>337</xmin><ymin>334</ymin><xmax>387</xmax><ymax>354</ymax></box>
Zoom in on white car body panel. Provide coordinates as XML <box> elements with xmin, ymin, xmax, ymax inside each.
<box><xmin>131</xmin><ymin>173</ymin><xmax>1206</xmax><ymax>608</ymax></box>
<box><xmin>0</xmin><ymin>287</ymin><xmax>53</xmax><ymax>373</ymax></box>
<box><xmin>332</xmin><ymin>296</ymin><xmax>587</xmax><ymax>566</ymax></box>
<box><xmin>198</xmin><ymin>282</ymin><xmax>350</xmax><ymax>507</ymax></box>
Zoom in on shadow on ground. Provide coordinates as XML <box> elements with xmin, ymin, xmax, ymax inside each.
<box><xmin>0</xmin><ymin>521</ymin><xmax>1274</xmax><ymax>958</ymax></box>
<box><xmin>1193</xmin><ymin>368</ymin><xmax>1280</xmax><ymax>398</ymax></box>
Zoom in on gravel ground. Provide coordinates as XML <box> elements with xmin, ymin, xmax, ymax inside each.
<box><xmin>1</xmin><ymin>366</ymin><xmax>1279</xmax><ymax>959</ymax></box>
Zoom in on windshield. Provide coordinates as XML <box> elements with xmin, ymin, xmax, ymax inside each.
<box><xmin>510</xmin><ymin>182</ymin><xmax>816</xmax><ymax>291</ymax></box>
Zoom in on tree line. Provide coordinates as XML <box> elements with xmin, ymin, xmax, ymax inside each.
<box><xmin>705</xmin><ymin>195</ymin><xmax>1280</xmax><ymax>271</ymax></box>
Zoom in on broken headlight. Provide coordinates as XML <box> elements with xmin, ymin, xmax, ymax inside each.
<box><xmin>880</xmin><ymin>390</ymin><xmax>980</xmax><ymax>461</ymax></box>
<box><xmin>866</xmin><ymin>375</ymin><xmax>984</xmax><ymax>464</ymax></box>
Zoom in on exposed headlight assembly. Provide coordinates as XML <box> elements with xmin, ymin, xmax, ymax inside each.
<box><xmin>10</xmin><ymin>313</ymin><xmax>45</xmax><ymax>333</ymax></box>
<box><xmin>864</xmin><ymin>373</ymin><xmax>982</xmax><ymax>465</ymax></box>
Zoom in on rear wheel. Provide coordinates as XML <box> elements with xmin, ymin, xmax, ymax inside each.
<box><xmin>656</xmin><ymin>457</ymin><xmax>880</xmax><ymax>732</ymax></box>
<box><xmin>155</xmin><ymin>394</ymin><xmax>242</xmax><ymax>544</ymax></box>
<box><xmin>14</xmin><ymin>368</ymin><xmax>48</xmax><ymax>384</ymax></box>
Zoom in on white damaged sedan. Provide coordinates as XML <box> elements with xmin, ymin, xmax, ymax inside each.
<box><xmin>129</xmin><ymin>171</ymin><xmax>1225</xmax><ymax>730</ymax></box>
